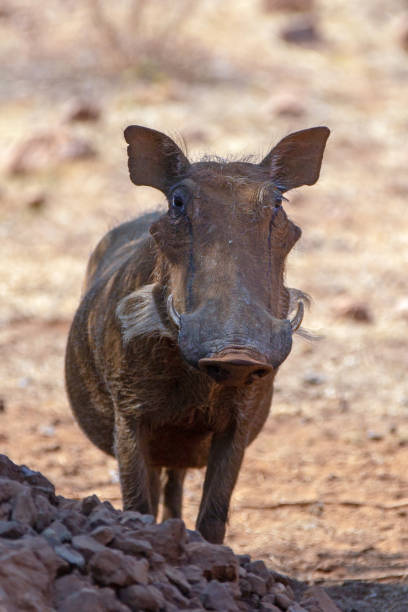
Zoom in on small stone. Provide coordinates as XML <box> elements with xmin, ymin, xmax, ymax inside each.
<box><xmin>119</xmin><ymin>584</ymin><xmax>165</xmax><ymax>611</ymax></box>
<box><xmin>26</xmin><ymin>191</ymin><xmax>47</xmax><ymax>211</ymax></box>
<box><xmin>54</xmin><ymin>573</ymin><xmax>91</xmax><ymax>604</ymax></box>
<box><xmin>300</xmin><ymin>586</ymin><xmax>342</xmax><ymax>612</ymax></box>
<box><xmin>89</xmin><ymin>548</ymin><xmax>149</xmax><ymax>587</ymax></box>
<box><xmin>42</xmin><ymin>520</ymin><xmax>72</xmax><ymax>545</ymax></box>
<box><xmin>303</xmin><ymin>372</ymin><xmax>326</xmax><ymax>386</ymax></box>
<box><xmin>280</xmin><ymin>16</ymin><xmax>322</xmax><ymax>46</ymax></box>
<box><xmin>246</xmin><ymin>560</ymin><xmax>270</xmax><ymax>581</ymax></box>
<box><xmin>275</xmin><ymin>591</ymin><xmax>293</xmax><ymax>609</ymax></box>
<box><xmin>247</xmin><ymin>572</ymin><xmax>267</xmax><ymax>596</ymax></box>
<box><xmin>64</xmin><ymin>100</ymin><xmax>101</xmax><ymax>123</ymax></box>
<box><xmin>0</xmin><ymin>520</ymin><xmax>27</xmax><ymax>538</ymax></box>
<box><xmin>34</xmin><ymin>493</ymin><xmax>56</xmax><ymax>531</ymax></box>
<box><xmin>263</xmin><ymin>0</ymin><xmax>314</xmax><ymax>12</ymax></box>
<box><xmin>187</xmin><ymin>540</ymin><xmax>238</xmax><ymax>582</ymax></box>
<box><xmin>237</xmin><ymin>554</ymin><xmax>251</xmax><ymax>566</ymax></box>
<box><xmin>59</xmin><ymin>587</ymin><xmax>129</xmax><ymax>612</ymax></box>
<box><xmin>165</xmin><ymin>565</ymin><xmax>191</xmax><ymax>595</ymax></box>
<box><xmin>87</xmin><ymin>506</ymin><xmax>116</xmax><ymax>529</ymax></box>
<box><xmin>144</xmin><ymin>519</ymin><xmax>186</xmax><ymax>562</ymax></box>
<box><xmin>159</xmin><ymin>582</ymin><xmax>190</xmax><ymax>608</ymax></box>
<box><xmin>182</xmin><ymin>564</ymin><xmax>203</xmax><ymax>584</ymax></box>
<box><xmin>81</xmin><ymin>494</ymin><xmax>101</xmax><ymax>516</ymax></box>
<box><xmin>287</xmin><ymin>604</ymin><xmax>308</xmax><ymax>612</ymax></box>
<box><xmin>90</xmin><ymin>525</ymin><xmax>114</xmax><ymax>545</ymax></box>
<box><xmin>201</xmin><ymin>580</ymin><xmax>239</xmax><ymax>612</ymax></box>
<box><xmin>71</xmin><ymin>534</ymin><xmax>106</xmax><ymax>562</ymax></box>
<box><xmin>54</xmin><ymin>544</ymin><xmax>85</xmax><ymax>570</ymax></box>
<box><xmin>60</xmin><ymin>509</ymin><xmax>87</xmax><ymax>535</ymax></box>
<box><xmin>332</xmin><ymin>298</ymin><xmax>373</xmax><ymax>323</ymax></box>
<box><xmin>111</xmin><ymin>533</ymin><xmax>153</xmax><ymax>556</ymax></box>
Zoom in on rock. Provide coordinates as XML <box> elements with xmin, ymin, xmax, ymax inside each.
<box><xmin>0</xmin><ymin>539</ymin><xmax>57</xmax><ymax>611</ymax></box>
<box><xmin>182</xmin><ymin>564</ymin><xmax>204</xmax><ymax>584</ymax></box>
<box><xmin>54</xmin><ymin>544</ymin><xmax>85</xmax><ymax>570</ymax></box>
<box><xmin>247</xmin><ymin>572</ymin><xmax>267</xmax><ymax>596</ymax></box>
<box><xmin>201</xmin><ymin>580</ymin><xmax>239</xmax><ymax>611</ymax></box>
<box><xmin>246</xmin><ymin>560</ymin><xmax>271</xmax><ymax>582</ymax></box>
<box><xmin>90</xmin><ymin>525</ymin><xmax>115</xmax><ymax>545</ymax></box>
<box><xmin>111</xmin><ymin>533</ymin><xmax>153</xmax><ymax>557</ymax></box>
<box><xmin>0</xmin><ymin>455</ymin><xmax>342</xmax><ymax>611</ymax></box>
<box><xmin>165</xmin><ymin>565</ymin><xmax>191</xmax><ymax>595</ymax></box>
<box><xmin>0</xmin><ymin>520</ymin><xmax>28</xmax><ymax>538</ymax></box>
<box><xmin>280</xmin><ymin>16</ymin><xmax>322</xmax><ymax>46</ymax></box>
<box><xmin>158</xmin><ymin>582</ymin><xmax>190</xmax><ymax>608</ymax></box>
<box><xmin>119</xmin><ymin>584</ymin><xmax>165</xmax><ymax>611</ymax></box>
<box><xmin>20</xmin><ymin>465</ymin><xmax>56</xmax><ymax>497</ymax></box>
<box><xmin>332</xmin><ymin>297</ymin><xmax>373</xmax><ymax>323</ymax></box>
<box><xmin>144</xmin><ymin>518</ymin><xmax>186</xmax><ymax>562</ymax></box>
<box><xmin>87</xmin><ymin>505</ymin><xmax>117</xmax><ymax>529</ymax></box>
<box><xmin>303</xmin><ymin>372</ymin><xmax>327</xmax><ymax>386</ymax></box>
<box><xmin>89</xmin><ymin>548</ymin><xmax>149</xmax><ymax>587</ymax></box>
<box><xmin>0</xmin><ymin>478</ymin><xmax>25</xmax><ymax>503</ymax></box>
<box><xmin>275</xmin><ymin>591</ymin><xmax>293</xmax><ymax>609</ymax></box>
<box><xmin>42</xmin><ymin>520</ymin><xmax>72</xmax><ymax>545</ymax></box>
<box><xmin>8</xmin><ymin>130</ymin><xmax>96</xmax><ymax>175</ymax></box>
<box><xmin>81</xmin><ymin>494</ymin><xmax>101</xmax><ymax>516</ymax></box>
<box><xmin>71</xmin><ymin>534</ymin><xmax>107</xmax><ymax>562</ymax></box>
<box><xmin>60</xmin><ymin>509</ymin><xmax>87</xmax><ymax>535</ymax></box>
<box><xmin>187</xmin><ymin>540</ymin><xmax>239</xmax><ymax>582</ymax></box>
<box><xmin>64</xmin><ymin>99</ymin><xmax>101</xmax><ymax>122</ymax></box>
<box><xmin>54</xmin><ymin>573</ymin><xmax>92</xmax><ymax>604</ymax></box>
<box><xmin>34</xmin><ymin>494</ymin><xmax>56</xmax><ymax>531</ymax></box>
<box><xmin>25</xmin><ymin>191</ymin><xmax>47</xmax><ymax>211</ymax></box>
<box><xmin>263</xmin><ymin>0</ymin><xmax>314</xmax><ymax>12</ymax></box>
<box><xmin>300</xmin><ymin>586</ymin><xmax>342</xmax><ymax>611</ymax></box>
<box><xmin>59</xmin><ymin>587</ymin><xmax>129</xmax><ymax>612</ymax></box>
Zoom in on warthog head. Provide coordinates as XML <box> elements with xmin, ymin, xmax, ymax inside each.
<box><xmin>124</xmin><ymin>126</ymin><xmax>329</xmax><ymax>386</ymax></box>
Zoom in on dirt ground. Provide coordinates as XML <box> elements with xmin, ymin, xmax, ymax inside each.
<box><xmin>1</xmin><ymin>1</ymin><xmax>408</xmax><ymax>610</ymax></box>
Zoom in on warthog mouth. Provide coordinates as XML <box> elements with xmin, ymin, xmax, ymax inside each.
<box><xmin>166</xmin><ymin>293</ymin><xmax>305</xmax><ymax>333</ymax></box>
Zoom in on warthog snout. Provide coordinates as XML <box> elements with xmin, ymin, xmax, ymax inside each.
<box><xmin>198</xmin><ymin>351</ymin><xmax>273</xmax><ymax>386</ymax></box>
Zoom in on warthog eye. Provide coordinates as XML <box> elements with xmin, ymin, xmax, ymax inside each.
<box><xmin>170</xmin><ymin>188</ymin><xmax>187</xmax><ymax>217</ymax></box>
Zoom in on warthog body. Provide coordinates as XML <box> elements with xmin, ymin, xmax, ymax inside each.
<box><xmin>65</xmin><ymin>125</ymin><xmax>329</xmax><ymax>543</ymax></box>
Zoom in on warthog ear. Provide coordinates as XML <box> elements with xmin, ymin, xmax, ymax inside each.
<box><xmin>260</xmin><ymin>127</ymin><xmax>330</xmax><ymax>192</ymax></box>
<box><xmin>124</xmin><ymin>126</ymin><xmax>190</xmax><ymax>193</ymax></box>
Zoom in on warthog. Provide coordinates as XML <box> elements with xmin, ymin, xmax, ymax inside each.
<box><xmin>65</xmin><ymin>125</ymin><xmax>329</xmax><ymax>543</ymax></box>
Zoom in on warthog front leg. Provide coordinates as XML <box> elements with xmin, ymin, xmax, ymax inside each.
<box><xmin>196</xmin><ymin>424</ymin><xmax>247</xmax><ymax>544</ymax></box>
<box><xmin>114</xmin><ymin>411</ymin><xmax>152</xmax><ymax>514</ymax></box>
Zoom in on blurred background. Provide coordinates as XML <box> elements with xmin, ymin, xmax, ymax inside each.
<box><xmin>1</xmin><ymin>0</ymin><xmax>408</xmax><ymax>595</ymax></box>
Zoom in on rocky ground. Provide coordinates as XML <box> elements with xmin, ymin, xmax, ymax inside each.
<box><xmin>0</xmin><ymin>454</ymin><xmax>343</xmax><ymax>612</ymax></box>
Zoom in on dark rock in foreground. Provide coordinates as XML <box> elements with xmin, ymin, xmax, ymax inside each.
<box><xmin>0</xmin><ymin>454</ymin><xmax>340</xmax><ymax>611</ymax></box>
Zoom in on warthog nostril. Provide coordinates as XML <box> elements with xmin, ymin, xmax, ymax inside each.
<box><xmin>203</xmin><ymin>364</ymin><xmax>230</xmax><ymax>383</ymax></box>
<box><xmin>253</xmin><ymin>368</ymin><xmax>269</xmax><ymax>378</ymax></box>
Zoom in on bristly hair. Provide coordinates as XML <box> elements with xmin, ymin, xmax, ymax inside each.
<box><xmin>116</xmin><ymin>284</ymin><xmax>174</xmax><ymax>345</ymax></box>
<box><xmin>287</xmin><ymin>288</ymin><xmax>321</xmax><ymax>341</ymax></box>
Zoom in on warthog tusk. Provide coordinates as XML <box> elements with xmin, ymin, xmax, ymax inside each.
<box><xmin>289</xmin><ymin>300</ymin><xmax>304</xmax><ymax>332</ymax></box>
<box><xmin>167</xmin><ymin>294</ymin><xmax>181</xmax><ymax>328</ymax></box>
